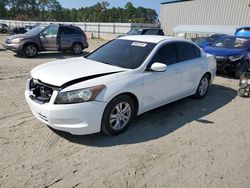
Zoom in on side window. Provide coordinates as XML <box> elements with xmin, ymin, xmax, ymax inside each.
<box><xmin>151</xmin><ymin>43</ymin><xmax>177</xmax><ymax>66</ymax></box>
<box><xmin>158</xmin><ymin>30</ymin><xmax>165</xmax><ymax>36</ymax></box>
<box><xmin>144</xmin><ymin>29</ymin><xmax>158</xmax><ymax>35</ymax></box>
<box><xmin>60</xmin><ymin>27</ymin><xmax>76</xmax><ymax>35</ymax></box>
<box><xmin>42</xmin><ymin>25</ymin><xmax>59</xmax><ymax>36</ymax></box>
<box><xmin>176</xmin><ymin>42</ymin><xmax>196</xmax><ymax>62</ymax></box>
<box><xmin>74</xmin><ymin>27</ymin><xmax>82</xmax><ymax>34</ymax></box>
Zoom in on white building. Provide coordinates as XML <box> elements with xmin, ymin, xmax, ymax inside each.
<box><xmin>160</xmin><ymin>0</ymin><xmax>250</xmax><ymax>36</ymax></box>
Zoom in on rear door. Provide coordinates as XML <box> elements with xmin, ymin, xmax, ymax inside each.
<box><xmin>175</xmin><ymin>42</ymin><xmax>204</xmax><ymax>96</ymax></box>
<box><xmin>60</xmin><ymin>27</ymin><xmax>78</xmax><ymax>49</ymax></box>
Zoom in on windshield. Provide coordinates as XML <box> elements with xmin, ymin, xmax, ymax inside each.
<box><xmin>211</xmin><ymin>36</ymin><xmax>250</xmax><ymax>49</ymax></box>
<box><xmin>86</xmin><ymin>39</ymin><xmax>156</xmax><ymax>69</ymax></box>
<box><xmin>194</xmin><ymin>37</ymin><xmax>208</xmax><ymax>46</ymax></box>
<box><xmin>25</xmin><ymin>25</ymin><xmax>46</xmax><ymax>36</ymax></box>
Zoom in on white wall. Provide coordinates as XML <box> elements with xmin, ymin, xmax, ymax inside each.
<box><xmin>0</xmin><ymin>19</ymin><xmax>159</xmax><ymax>38</ymax></box>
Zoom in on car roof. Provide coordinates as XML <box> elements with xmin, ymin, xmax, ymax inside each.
<box><xmin>221</xmin><ymin>35</ymin><xmax>250</xmax><ymax>39</ymax></box>
<box><xmin>237</xmin><ymin>26</ymin><xmax>250</xmax><ymax>30</ymax></box>
<box><xmin>118</xmin><ymin>35</ymin><xmax>184</xmax><ymax>44</ymax></box>
<box><xmin>131</xmin><ymin>28</ymin><xmax>162</xmax><ymax>31</ymax></box>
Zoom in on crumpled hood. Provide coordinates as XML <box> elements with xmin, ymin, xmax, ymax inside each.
<box><xmin>31</xmin><ymin>57</ymin><xmax>128</xmax><ymax>87</ymax></box>
<box><xmin>204</xmin><ymin>46</ymin><xmax>247</xmax><ymax>56</ymax></box>
<box><xmin>7</xmin><ymin>34</ymin><xmax>29</xmax><ymax>40</ymax></box>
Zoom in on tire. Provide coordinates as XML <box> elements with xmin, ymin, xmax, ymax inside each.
<box><xmin>72</xmin><ymin>43</ymin><xmax>83</xmax><ymax>55</ymax></box>
<box><xmin>101</xmin><ymin>95</ymin><xmax>136</xmax><ymax>136</ymax></box>
<box><xmin>23</xmin><ymin>44</ymin><xmax>38</xmax><ymax>58</ymax></box>
<box><xmin>235</xmin><ymin>63</ymin><xmax>248</xmax><ymax>79</ymax></box>
<box><xmin>238</xmin><ymin>88</ymin><xmax>245</xmax><ymax>97</ymax></box>
<box><xmin>194</xmin><ymin>74</ymin><xmax>210</xmax><ymax>98</ymax></box>
<box><xmin>2</xmin><ymin>29</ymin><xmax>7</xmax><ymax>33</ymax></box>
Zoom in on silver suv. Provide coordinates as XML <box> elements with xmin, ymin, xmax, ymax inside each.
<box><xmin>3</xmin><ymin>24</ymin><xmax>88</xmax><ymax>57</ymax></box>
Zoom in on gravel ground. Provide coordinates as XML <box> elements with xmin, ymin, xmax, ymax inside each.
<box><xmin>0</xmin><ymin>34</ymin><xmax>249</xmax><ymax>188</ymax></box>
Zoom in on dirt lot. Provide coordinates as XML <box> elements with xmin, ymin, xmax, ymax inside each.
<box><xmin>0</xmin><ymin>34</ymin><xmax>249</xmax><ymax>188</ymax></box>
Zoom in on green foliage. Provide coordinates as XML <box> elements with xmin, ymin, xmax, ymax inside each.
<box><xmin>0</xmin><ymin>0</ymin><xmax>158</xmax><ymax>23</ymax></box>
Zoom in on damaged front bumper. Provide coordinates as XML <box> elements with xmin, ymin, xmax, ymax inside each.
<box><xmin>215</xmin><ymin>56</ymin><xmax>244</xmax><ymax>72</ymax></box>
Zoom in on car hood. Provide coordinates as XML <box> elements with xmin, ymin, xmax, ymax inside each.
<box><xmin>7</xmin><ymin>34</ymin><xmax>28</xmax><ymax>39</ymax></box>
<box><xmin>31</xmin><ymin>57</ymin><xmax>128</xmax><ymax>87</ymax></box>
<box><xmin>204</xmin><ymin>46</ymin><xmax>247</xmax><ymax>56</ymax></box>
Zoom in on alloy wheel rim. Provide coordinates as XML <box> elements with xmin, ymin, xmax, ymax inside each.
<box><xmin>110</xmin><ymin>102</ymin><xmax>131</xmax><ymax>131</ymax></box>
<box><xmin>199</xmin><ymin>77</ymin><xmax>209</xmax><ymax>96</ymax></box>
<box><xmin>74</xmin><ymin>45</ymin><xmax>82</xmax><ymax>54</ymax></box>
<box><xmin>26</xmin><ymin>46</ymin><xmax>37</xmax><ymax>56</ymax></box>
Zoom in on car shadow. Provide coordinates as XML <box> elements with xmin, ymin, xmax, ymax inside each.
<box><xmin>13</xmin><ymin>51</ymin><xmax>90</xmax><ymax>59</ymax></box>
<box><xmin>53</xmin><ymin>84</ymin><xmax>237</xmax><ymax>147</ymax></box>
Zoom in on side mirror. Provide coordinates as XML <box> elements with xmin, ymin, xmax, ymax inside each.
<box><xmin>150</xmin><ymin>62</ymin><xmax>167</xmax><ymax>72</ymax></box>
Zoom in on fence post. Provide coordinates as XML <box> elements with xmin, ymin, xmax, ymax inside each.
<box><xmin>98</xmin><ymin>23</ymin><xmax>100</xmax><ymax>38</ymax></box>
<box><xmin>113</xmin><ymin>23</ymin><xmax>116</xmax><ymax>34</ymax></box>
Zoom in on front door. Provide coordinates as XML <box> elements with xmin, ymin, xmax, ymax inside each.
<box><xmin>142</xmin><ymin>43</ymin><xmax>182</xmax><ymax>112</ymax></box>
<box><xmin>40</xmin><ymin>25</ymin><xmax>59</xmax><ymax>50</ymax></box>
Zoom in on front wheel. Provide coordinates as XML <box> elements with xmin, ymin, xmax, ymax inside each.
<box><xmin>72</xmin><ymin>43</ymin><xmax>83</xmax><ymax>55</ymax></box>
<box><xmin>23</xmin><ymin>44</ymin><xmax>38</xmax><ymax>58</ymax></box>
<box><xmin>101</xmin><ymin>95</ymin><xmax>136</xmax><ymax>136</ymax></box>
<box><xmin>194</xmin><ymin>74</ymin><xmax>210</xmax><ymax>98</ymax></box>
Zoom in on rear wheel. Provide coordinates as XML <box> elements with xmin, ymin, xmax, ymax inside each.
<box><xmin>194</xmin><ymin>74</ymin><xmax>210</xmax><ymax>98</ymax></box>
<box><xmin>72</xmin><ymin>43</ymin><xmax>83</xmax><ymax>55</ymax></box>
<box><xmin>101</xmin><ymin>95</ymin><xmax>136</xmax><ymax>136</ymax></box>
<box><xmin>23</xmin><ymin>44</ymin><xmax>38</xmax><ymax>58</ymax></box>
<box><xmin>2</xmin><ymin>29</ymin><xmax>7</xmax><ymax>33</ymax></box>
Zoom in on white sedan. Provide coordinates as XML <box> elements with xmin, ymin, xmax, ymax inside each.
<box><xmin>25</xmin><ymin>35</ymin><xmax>216</xmax><ymax>135</ymax></box>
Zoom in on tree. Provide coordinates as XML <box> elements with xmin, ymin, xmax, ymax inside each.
<box><xmin>0</xmin><ymin>0</ymin><xmax>8</xmax><ymax>19</ymax></box>
<box><xmin>0</xmin><ymin>0</ymin><xmax>158</xmax><ymax>23</ymax></box>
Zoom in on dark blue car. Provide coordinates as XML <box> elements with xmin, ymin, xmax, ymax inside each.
<box><xmin>204</xmin><ymin>36</ymin><xmax>250</xmax><ymax>78</ymax></box>
<box><xmin>194</xmin><ymin>34</ymin><xmax>226</xmax><ymax>49</ymax></box>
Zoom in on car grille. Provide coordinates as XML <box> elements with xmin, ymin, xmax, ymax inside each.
<box><xmin>29</xmin><ymin>79</ymin><xmax>54</xmax><ymax>104</ymax></box>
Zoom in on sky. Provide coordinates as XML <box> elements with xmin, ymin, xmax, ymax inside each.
<box><xmin>58</xmin><ymin>0</ymin><xmax>168</xmax><ymax>15</ymax></box>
